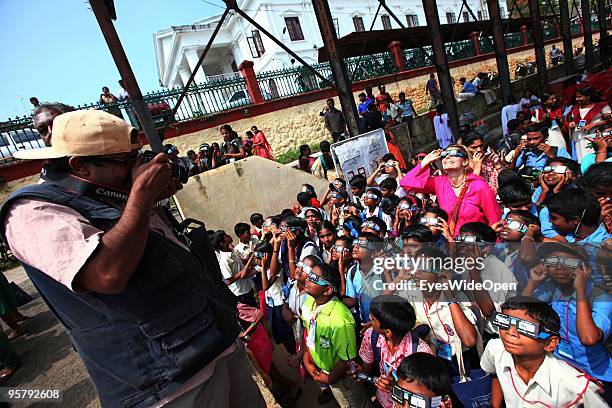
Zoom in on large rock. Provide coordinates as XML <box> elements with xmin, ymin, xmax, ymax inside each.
<box><xmin>174</xmin><ymin>155</ymin><xmax>329</xmax><ymax>233</ymax></box>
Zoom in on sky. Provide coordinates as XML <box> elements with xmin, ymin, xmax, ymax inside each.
<box><xmin>0</xmin><ymin>0</ymin><xmax>223</xmax><ymax>119</ymax></box>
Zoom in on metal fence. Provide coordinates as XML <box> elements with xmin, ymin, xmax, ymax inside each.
<box><xmin>446</xmin><ymin>39</ymin><xmax>476</xmax><ymax>61</ymax></box>
<box><xmin>0</xmin><ymin>117</ymin><xmax>46</xmax><ymax>164</ymax></box>
<box><xmin>504</xmin><ymin>32</ymin><xmax>524</xmax><ymax>48</ymax></box>
<box><xmin>403</xmin><ymin>46</ymin><xmax>433</xmax><ymax>70</ymax></box>
<box><xmin>344</xmin><ymin>52</ymin><xmax>397</xmax><ymax>81</ymax></box>
<box><xmin>256</xmin><ymin>63</ymin><xmax>333</xmax><ymax>100</ymax></box>
<box><xmin>479</xmin><ymin>36</ymin><xmax>495</xmax><ymax>54</ymax></box>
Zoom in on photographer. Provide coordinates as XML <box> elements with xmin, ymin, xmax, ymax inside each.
<box><xmin>0</xmin><ymin>111</ymin><xmax>264</xmax><ymax>407</ymax></box>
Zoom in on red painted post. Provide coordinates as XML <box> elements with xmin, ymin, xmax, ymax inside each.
<box><xmin>520</xmin><ymin>25</ymin><xmax>529</xmax><ymax>45</ymax></box>
<box><xmin>238</xmin><ymin>60</ymin><xmax>264</xmax><ymax>104</ymax></box>
<box><xmin>387</xmin><ymin>41</ymin><xmax>406</xmax><ymax>71</ymax></box>
<box><xmin>469</xmin><ymin>31</ymin><xmax>481</xmax><ymax>55</ymax></box>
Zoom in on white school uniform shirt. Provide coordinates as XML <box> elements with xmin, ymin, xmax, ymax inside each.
<box><xmin>261</xmin><ymin>266</ymin><xmax>284</xmax><ymax>307</ymax></box>
<box><xmin>480</xmin><ymin>339</ymin><xmax>607</xmax><ymax>408</ymax></box>
<box><xmin>216</xmin><ymin>250</ymin><xmax>253</xmax><ymax>296</ymax></box>
<box><xmin>410</xmin><ymin>291</ymin><xmax>478</xmax><ymax>358</ymax></box>
<box><xmin>233</xmin><ymin>241</ymin><xmax>252</xmax><ymax>263</ymax></box>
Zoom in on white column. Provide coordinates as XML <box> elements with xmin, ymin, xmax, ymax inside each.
<box><xmin>185</xmin><ymin>49</ymin><xmax>207</xmax><ymax>84</ymax></box>
<box><xmin>178</xmin><ymin>66</ymin><xmax>207</xmax><ymax>115</ymax></box>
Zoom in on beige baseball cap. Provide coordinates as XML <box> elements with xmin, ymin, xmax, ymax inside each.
<box><xmin>14</xmin><ymin>109</ymin><xmax>141</xmax><ymax>160</ymax></box>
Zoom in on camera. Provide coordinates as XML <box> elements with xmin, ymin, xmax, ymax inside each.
<box><xmin>519</xmin><ymin>166</ymin><xmax>540</xmax><ymax>182</ymax></box>
<box><xmin>142</xmin><ymin>144</ymin><xmax>189</xmax><ymax>184</ymax></box>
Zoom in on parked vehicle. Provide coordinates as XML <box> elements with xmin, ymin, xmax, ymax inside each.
<box><xmin>0</xmin><ymin>128</ymin><xmax>44</xmax><ymax>163</ymax></box>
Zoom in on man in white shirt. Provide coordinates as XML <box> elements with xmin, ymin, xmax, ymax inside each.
<box><xmin>501</xmin><ymin>95</ymin><xmax>521</xmax><ymax>136</ymax></box>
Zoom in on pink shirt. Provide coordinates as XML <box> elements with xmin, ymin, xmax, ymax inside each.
<box><xmin>360</xmin><ymin>328</ymin><xmax>433</xmax><ymax>408</ymax></box>
<box><xmin>400</xmin><ymin>163</ymin><xmax>502</xmax><ymax>236</ymax></box>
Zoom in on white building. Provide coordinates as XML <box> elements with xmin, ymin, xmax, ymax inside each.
<box><xmin>154</xmin><ymin>0</ymin><xmax>506</xmax><ymax>89</ymax></box>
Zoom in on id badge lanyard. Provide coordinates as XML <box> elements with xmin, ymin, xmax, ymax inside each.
<box><xmin>557</xmin><ymin>300</ymin><xmax>575</xmax><ymax>360</ymax></box>
<box><xmin>306</xmin><ymin>302</ymin><xmax>329</xmax><ymax>351</ymax></box>
<box><xmin>424</xmin><ymin>301</ymin><xmax>454</xmax><ymax>361</ymax></box>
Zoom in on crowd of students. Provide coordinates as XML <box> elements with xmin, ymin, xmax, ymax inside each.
<box><xmin>175</xmin><ymin>123</ymin><xmax>276</xmax><ymax>177</ymax></box>
<box><xmin>206</xmin><ymin>77</ymin><xmax>611</xmax><ymax>407</ymax></box>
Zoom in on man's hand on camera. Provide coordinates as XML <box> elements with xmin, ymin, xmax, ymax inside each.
<box><xmin>131</xmin><ymin>153</ymin><xmax>182</xmax><ymax>205</ymax></box>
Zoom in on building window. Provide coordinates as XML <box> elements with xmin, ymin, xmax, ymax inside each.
<box><xmin>247</xmin><ymin>30</ymin><xmax>265</xmax><ymax>58</ymax></box>
<box><xmin>252</xmin><ymin>30</ymin><xmax>265</xmax><ymax>55</ymax></box>
<box><xmin>463</xmin><ymin>11</ymin><xmax>470</xmax><ymax>22</ymax></box>
<box><xmin>483</xmin><ymin>10</ymin><xmax>489</xmax><ymax>19</ymax></box>
<box><xmin>446</xmin><ymin>12</ymin><xmax>456</xmax><ymax>24</ymax></box>
<box><xmin>477</xmin><ymin>11</ymin><xmax>483</xmax><ymax>20</ymax></box>
<box><xmin>381</xmin><ymin>15</ymin><xmax>392</xmax><ymax>30</ymax></box>
<box><xmin>333</xmin><ymin>18</ymin><xmax>340</xmax><ymax>37</ymax></box>
<box><xmin>353</xmin><ymin>16</ymin><xmax>365</xmax><ymax>32</ymax></box>
<box><xmin>500</xmin><ymin>7</ymin><xmax>506</xmax><ymax>18</ymax></box>
<box><xmin>405</xmin><ymin>14</ymin><xmax>419</xmax><ymax>27</ymax></box>
<box><xmin>284</xmin><ymin>17</ymin><xmax>304</xmax><ymax>41</ymax></box>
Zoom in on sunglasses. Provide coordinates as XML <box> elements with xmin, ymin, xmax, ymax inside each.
<box><xmin>280</xmin><ymin>226</ymin><xmax>301</xmax><ymax>233</ymax></box>
<box><xmin>492</xmin><ymin>312</ymin><xmax>559</xmax><ymax>339</ymax></box>
<box><xmin>330</xmin><ymin>193</ymin><xmax>343</xmax><ymax>200</ymax></box>
<box><xmin>454</xmin><ymin>235</ymin><xmax>484</xmax><ymax>243</ymax></box>
<box><xmin>352</xmin><ymin>239</ymin><xmax>379</xmax><ymax>251</ymax></box>
<box><xmin>504</xmin><ymin>219</ymin><xmax>528</xmax><ymax>233</ymax></box>
<box><xmin>392</xmin><ymin>384</ymin><xmax>446</xmax><ymax>408</ymax></box>
<box><xmin>296</xmin><ymin>262</ymin><xmax>313</xmax><ymax>275</ymax></box>
<box><xmin>306</xmin><ymin>271</ymin><xmax>333</xmax><ymax>287</ymax></box>
<box><xmin>420</xmin><ymin>217</ymin><xmax>439</xmax><ymax>226</ymax></box>
<box><xmin>384</xmin><ymin>162</ymin><xmax>396</xmax><ymax>168</ymax></box>
<box><xmin>361</xmin><ymin>221</ymin><xmax>381</xmax><ymax>232</ymax></box>
<box><xmin>542</xmin><ymin>165</ymin><xmax>567</xmax><ymax>174</ymax></box>
<box><xmin>333</xmin><ymin>245</ymin><xmax>350</xmax><ymax>253</ymax></box>
<box><xmin>541</xmin><ymin>256</ymin><xmax>582</xmax><ymax>269</ymax></box>
<box><xmin>399</xmin><ymin>203</ymin><xmax>420</xmax><ymax>211</ymax></box>
<box><xmin>364</xmin><ymin>193</ymin><xmax>380</xmax><ymax>200</ymax></box>
<box><xmin>441</xmin><ymin>149</ymin><xmax>467</xmax><ymax>159</ymax></box>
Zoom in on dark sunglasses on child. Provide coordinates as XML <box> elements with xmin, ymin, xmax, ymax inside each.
<box><xmin>492</xmin><ymin>311</ymin><xmax>559</xmax><ymax>340</ymax></box>
<box><xmin>306</xmin><ymin>271</ymin><xmax>333</xmax><ymax>288</ymax></box>
<box><xmin>391</xmin><ymin>384</ymin><xmax>448</xmax><ymax>408</ymax></box>
<box><xmin>541</xmin><ymin>256</ymin><xmax>582</xmax><ymax>269</ymax></box>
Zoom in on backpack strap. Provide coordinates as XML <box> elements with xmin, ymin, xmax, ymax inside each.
<box><xmin>411</xmin><ymin>331</ymin><xmax>419</xmax><ymax>354</ymax></box>
<box><xmin>371</xmin><ymin>330</ymin><xmax>381</xmax><ymax>368</ymax></box>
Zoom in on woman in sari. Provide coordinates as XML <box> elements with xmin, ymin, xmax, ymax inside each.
<box><xmin>250</xmin><ymin>126</ymin><xmax>275</xmax><ymax>161</ymax></box>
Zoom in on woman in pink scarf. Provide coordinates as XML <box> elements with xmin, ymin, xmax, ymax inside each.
<box><xmin>400</xmin><ymin>145</ymin><xmax>501</xmax><ymax>237</ymax></box>
<box><xmin>250</xmin><ymin>125</ymin><xmax>275</xmax><ymax>161</ymax></box>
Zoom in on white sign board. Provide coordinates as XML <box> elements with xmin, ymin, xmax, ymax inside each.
<box><xmin>331</xmin><ymin>128</ymin><xmax>389</xmax><ymax>181</ymax></box>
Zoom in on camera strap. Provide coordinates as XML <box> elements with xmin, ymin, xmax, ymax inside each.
<box><xmin>40</xmin><ymin>169</ymin><xmax>168</xmax><ymax>208</ymax></box>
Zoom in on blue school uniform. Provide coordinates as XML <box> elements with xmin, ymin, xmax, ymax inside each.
<box><xmin>550</xmin><ymin>285</ymin><xmax>612</xmax><ymax>382</ymax></box>
<box><xmin>516</xmin><ymin>147</ymin><xmax>571</xmax><ymax>170</ymax></box>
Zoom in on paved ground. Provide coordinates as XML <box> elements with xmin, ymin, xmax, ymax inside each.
<box><xmin>0</xmin><ymin>266</ymin><xmax>338</xmax><ymax>408</ymax></box>
<box><xmin>2</xmin><ymin>267</ymin><xmax>99</xmax><ymax>408</ymax></box>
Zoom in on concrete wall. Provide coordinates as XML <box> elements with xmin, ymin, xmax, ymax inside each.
<box><xmin>174</xmin><ymin>155</ymin><xmax>329</xmax><ymax>233</ymax></box>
